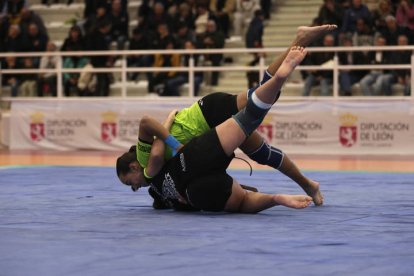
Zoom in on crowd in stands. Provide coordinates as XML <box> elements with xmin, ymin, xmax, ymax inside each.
<box><xmin>303</xmin><ymin>0</ymin><xmax>413</xmax><ymax>96</ymax></box>
<box><xmin>0</xmin><ymin>0</ymin><xmax>412</xmax><ymax>97</ymax></box>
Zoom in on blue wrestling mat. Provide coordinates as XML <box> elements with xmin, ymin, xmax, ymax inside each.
<box><xmin>1</xmin><ymin>166</ymin><xmax>413</xmax><ymax>275</ymax></box>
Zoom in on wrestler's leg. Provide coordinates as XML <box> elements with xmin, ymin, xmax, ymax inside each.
<box><xmin>217</xmin><ymin>46</ymin><xmax>307</xmax><ymax>156</ymax></box>
<box><xmin>236</xmin><ymin>24</ymin><xmax>337</xmax><ymax>110</ymax></box>
<box><xmin>224</xmin><ymin>179</ymin><xmax>312</xmax><ymax>213</ymax></box>
<box><xmin>239</xmin><ymin>133</ymin><xmax>324</xmax><ymax>205</ymax></box>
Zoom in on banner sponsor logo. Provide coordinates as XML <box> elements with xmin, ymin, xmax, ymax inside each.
<box><xmin>339</xmin><ymin>113</ymin><xmax>358</xmax><ymax>147</ymax></box>
<box><xmin>30</xmin><ymin>112</ymin><xmax>45</xmax><ymax>142</ymax></box>
<box><xmin>101</xmin><ymin>111</ymin><xmax>118</xmax><ymax>143</ymax></box>
<box><xmin>274</xmin><ymin>120</ymin><xmax>323</xmax><ymax>145</ymax></box>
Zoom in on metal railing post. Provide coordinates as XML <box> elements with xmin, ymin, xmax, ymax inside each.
<box><xmin>188</xmin><ymin>55</ymin><xmax>194</xmax><ymax>98</ymax></box>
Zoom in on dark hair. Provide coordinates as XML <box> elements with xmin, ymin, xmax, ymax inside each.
<box><xmin>116</xmin><ymin>145</ymin><xmax>137</xmax><ymax>177</ymax></box>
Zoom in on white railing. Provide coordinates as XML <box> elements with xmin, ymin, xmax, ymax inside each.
<box><xmin>1</xmin><ymin>46</ymin><xmax>414</xmax><ymax>101</ymax></box>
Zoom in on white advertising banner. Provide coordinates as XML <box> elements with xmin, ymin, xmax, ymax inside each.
<box><xmin>10</xmin><ymin>100</ymin><xmax>414</xmax><ymax>155</ymax></box>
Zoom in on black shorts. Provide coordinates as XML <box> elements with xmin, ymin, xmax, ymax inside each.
<box><xmin>179</xmin><ymin>129</ymin><xmax>234</xmax><ymax>211</ymax></box>
<box><xmin>198</xmin><ymin>92</ymin><xmax>239</xmax><ymax>128</ymax></box>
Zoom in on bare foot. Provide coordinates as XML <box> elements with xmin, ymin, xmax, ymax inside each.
<box><xmin>274</xmin><ymin>194</ymin><xmax>313</xmax><ymax>209</ymax></box>
<box><xmin>304</xmin><ymin>180</ymin><xmax>324</xmax><ymax>206</ymax></box>
<box><xmin>275</xmin><ymin>46</ymin><xmax>307</xmax><ymax>79</ymax></box>
<box><xmin>295</xmin><ymin>24</ymin><xmax>337</xmax><ymax>47</ymax></box>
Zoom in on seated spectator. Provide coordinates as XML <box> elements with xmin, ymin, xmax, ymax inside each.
<box><xmin>19</xmin><ymin>7</ymin><xmax>48</xmax><ymax>39</ymax></box>
<box><xmin>388</xmin><ymin>34</ymin><xmax>411</xmax><ymax>96</ymax></box>
<box><xmin>2</xmin><ymin>24</ymin><xmax>23</xmax><ymax>52</ymax></box>
<box><xmin>85</xmin><ymin>18</ymin><xmax>113</xmax><ymax>96</ymax></box>
<box><xmin>174</xmin><ymin>22</ymin><xmax>196</xmax><ymax>48</ymax></box>
<box><xmin>61</xmin><ymin>25</ymin><xmax>85</xmax><ymax>52</ymax></box>
<box><xmin>1</xmin><ymin>56</ymin><xmax>20</xmax><ymax>97</ymax></box>
<box><xmin>302</xmin><ymin>34</ymin><xmax>335</xmax><ymax>96</ymax></box>
<box><xmin>353</xmin><ymin>18</ymin><xmax>374</xmax><ymax>46</ymax></box>
<box><xmin>194</xmin><ymin>3</ymin><xmax>210</xmax><ymax>36</ymax></box>
<box><xmin>172</xmin><ymin>2</ymin><xmax>195</xmax><ymax>32</ymax></box>
<box><xmin>141</xmin><ymin>1</ymin><xmax>173</xmax><ymax>33</ymax></box>
<box><xmin>164</xmin><ymin>40</ymin><xmax>204</xmax><ymax>96</ymax></box>
<box><xmin>37</xmin><ymin>41</ymin><xmax>58</xmax><ymax>97</ymax></box>
<box><xmin>209</xmin><ymin>0</ymin><xmax>236</xmax><ymax>38</ymax></box>
<box><xmin>127</xmin><ymin>25</ymin><xmax>154</xmax><ymax>91</ymax></box>
<box><xmin>340</xmin><ymin>0</ymin><xmax>372</xmax><ymax>39</ymax></box>
<box><xmin>63</xmin><ymin>55</ymin><xmax>90</xmax><ymax>96</ymax></box>
<box><xmin>233</xmin><ymin>0</ymin><xmax>260</xmax><ymax>37</ymax></box>
<box><xmin>380</xmin><ymin>14</ymin><xmax>408</xmax><ymax>45</ymax></box>
<box><xmin>153</xmin><ymin>22</ymin><xmax>175</xmax><ymax>50</ymax></box>
<box><xmin>83</xmin><ymin>4</ymin><xmax>109</xmax><ymax>36</ymax></box>
<box><xmin>23</xmin><ymin>22</ymin><xmax>48</xmax><ymax>52</ymax></box>
<box><xmin>359</xmin><ymin>36</ymin><xmax>392</xmax><ymax>95</ymax></box>
<box><xmin>108</xmin><ymin>0</ymin><xmax>129</xmax><ymax>50</ymax></box>
<box><xmin>19</xmin><ymin>57</ymin><xmax>37</xmax><ymax>97</ymax></box>
<box><xmin>317</xmin><ymin>0</ymin><xmax>344</xmax><ymax>30</ymax></box>
<box><xmin>150</xmin><ymin>39</ymin><xmax>181</xmax><ymax>96</ymax></box>
<box><xmin>395</xmin><ymin>0</ymin><xmax>414</xmax><ymax>42</ymax></box>
<box><xmin>198</xmin><ymin>19</ymin><xmax>225</xmax><ymax>86</ymax></box>
<box><xmin>338</xmin><ymin>36</ymin><xmax>370</xmax><ymax>96</ymax></box>
<box><xmin>371</xmin><ymin>0</ymin><xmax>394</xmax><ymax>34</ymax></box>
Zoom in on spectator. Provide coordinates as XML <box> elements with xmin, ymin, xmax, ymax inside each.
<box><xmin>381</xmin><ymin>14</ymin><xmax>408</xmax><ymax>45</ymax></box>
<box><xmin>352</xmin><ymin>18</ymin><xmax>375</xmax><ymax>46</ymax></box>
<box><xmin>157</xmin><ymin>21</ymin><xmax>176</xmax><ymax>48</ymax></box>
<box><xmin>209</xmin><ymin>0</ymin><xmax>236</xmax><ymax>38</ymax></box>
<box><xmin>165</xmin><ymin>40</ymin><xmax>204</xmax><ymax>96</ymax></box>
<box><xmin>108</xmin><ymin>0</ymin><xmax>129</xmax><ymax>50</ymax></box>
<box><xmin>317</xmin><ymin>0</ymin><xmax>344</xmax><ymax>29</ymax></box>
<box><xmin>338</xmin><ymin>36</ymin><xmax>370</xmax><ymax>96</ymax></box>
<box><xmin>359</xmin><ymin>36</ymin><xmax>392</xmax><ymax>95</ymax></box>
<box><xmin>85</xmin><ymin>18</ymin><xmax>113</xmax><ymax>96</ymax></box>
<box><xmin>395</xmin><ymin>0</ymin><xmax>414</xmax><ymax>42</ymax></box>
<box><xmin>84</xmin><ymin>0</ymin><xmax>110</xmax><ymax>19</ymax></box>
<box><xmin>233</xmin><ymin>0</ymin><xmax>260</xmax><ymax>37</ymax></box>
<box><xmin>174</xmin><ymin>21</ymin><xmax>196</xmax><ymax>48</ymax></box>
<box><xmin>63</xmin><ymin>55</ymin><xmax>90</xmax><ymax>96</ymax></box>
<box><xmin>19</xmin><ymin>7</ymin><xmax>48</xmax><ymax>39</ymax></box>
<box><xmin>21</xmin><ymin>22</ymin><xmax>48</xmax><ymax>67</ymax></box>
<box><xmin>194</xmin><ymin>3</ymin><xmax>210</xmax><ymax>36</ymax></box>
<box><xmin>19</xmin><ymin>57</ymin><xmax>37</xmax><ymax>97</ymax></box>
<box><xmin>37</xmin><ymin>41</ymin><xmax>58</xmax><ymax>97</ymax></box>
<box><xmin>341</xmin><ymin>0</ymin><xmax>372</xmax><ymax>37</ymax></box>
<box><xmin>260</xmin><ymin>0</ymin><xmax>272</xmax><ymax>20</ymax></box>
<box><xmin>302</xmin><ymin>34</ymin><xmax>335</xmax><ymax>96</ymax></box>
<box><xmin>371</xmin><ymin>0</ymin><xmax>394</xmax><ymax>34</ymax></box>
<box><xmin>388</xmin><ymin>34</ymin><xmax>411</xmax><ymax>95</ymax></box>
<box><xmin>1</xmin><ymin>56</ymin><xmax>20</xmax><ymax>97</ymax></box>
<box><xmin>24</xmin><ymin>22</ymin><xmax>48</xmax><ymax>52</ymax></box>
<box><xmin>83</xmin><ymin>4</ymin><xmax>109</xmax><ymax>36</ymax></box>
<box><xmin>198</xmin><ymin>19</ymin><xmax>225</xmax><ymax>86</ymax></box>
<box><xmin>151</xmin><ymin>39</ymin><xmax>181</xmax><ymax>96</ymax></box>
<box><xmin>172</xmin><ymin>2</ymin><xmax>195</xmax><ymax>32</ymax></box>
<box><xmin>127</xmin><ymin>25</ymin><xmax>154</xmax><ymax>91</ymax></box>
<box><xmin>245</xmin><ymin>9</ymin><xmax>264</xmax><ymax>48</ymax></box>
<box><xmin>141</xmin><ymin>1</ymin><xmax>173</xmax><ymax>33</ymax></box>
<box><xmin>2</xmin><ymin>24</ymin><xmax>23</xmax><ymax>52</ymax></box>
<box><xmin>61</xmin><ymin>25</ymin><xmax>85</xmax><ymax>52</ymax></box>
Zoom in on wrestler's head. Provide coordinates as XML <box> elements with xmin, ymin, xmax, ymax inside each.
<box><xmin>116</xmin><ymin>146</ymin><xmax>148</xmax><ymax>191</ymax></box>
